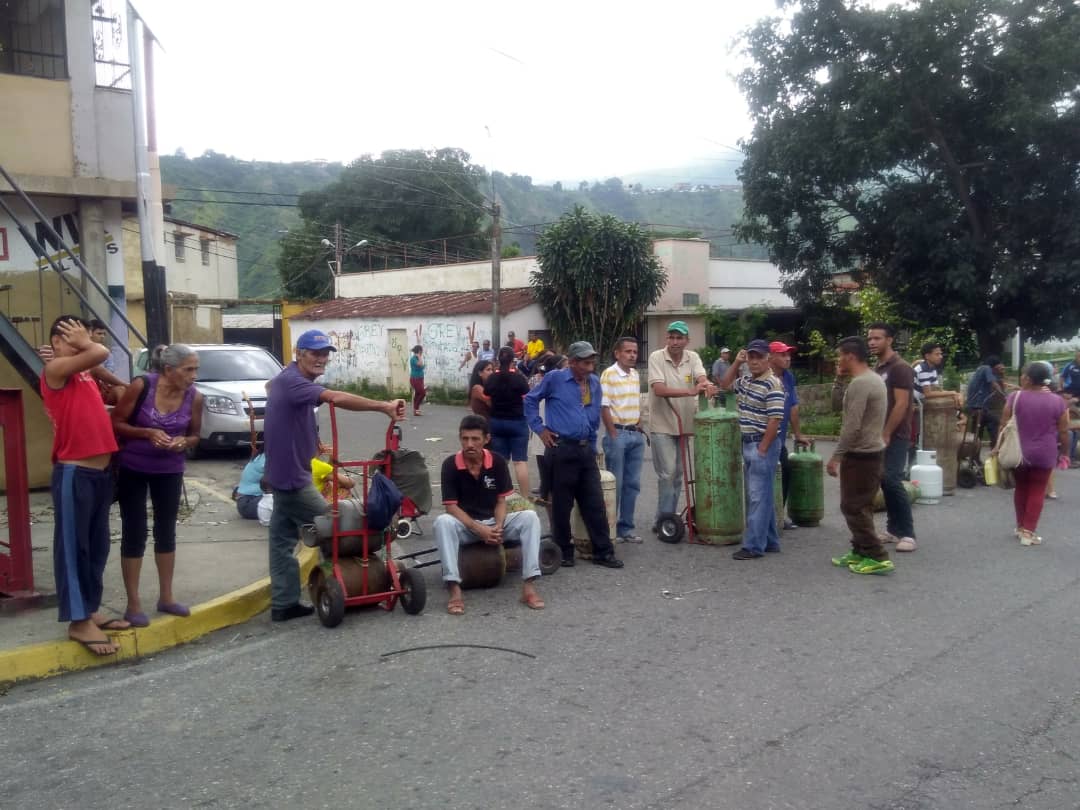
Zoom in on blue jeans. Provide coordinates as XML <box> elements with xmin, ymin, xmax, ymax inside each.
<box><xmin>269</xmin><ymin>484</ymin><xmax>329</xmax><ymax>609</ymax></box>
<box><xmin>742</xmin><ymin>440</ymin><xmax>781</xmax><ymax>555</ymax></box>
<box><xmin>434</xmin><ymin>511</ymin><xmax>542</xmax><ymax>582</ymax></box>
<box><xmin>881</xmin><ymin>436</ymin><xmax>915</xmax><ymax>539</ymax></box>
<box><xmin>651</xmin><ymin>433</ymin><xmax>683</xmax><ymax>524</ymax></box>
<box><xmin>602</xmin><ymin>429</ymin><xmax>646</xmax><ymax>537</ymax></box>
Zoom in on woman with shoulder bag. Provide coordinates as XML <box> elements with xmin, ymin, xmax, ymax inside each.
<box><xmin>995</xmin><ymin>363</ymin><xmax>1068</xmax><ymax>546</ymax></box>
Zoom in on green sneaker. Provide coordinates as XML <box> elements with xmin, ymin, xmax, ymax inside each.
<box><xmin>848</xmin><ymin>557</ymin><xmax>895</xmax><ymax>575</ymax></box>
<box><xmin>831</xmin><ymin>550</ymin><xmax>864</xmax><ymax>568</ymax></box>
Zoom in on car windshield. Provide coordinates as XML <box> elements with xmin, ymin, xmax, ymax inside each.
<box><xmin>195</xmin><ymin>349</ymin><xmax>282</xmax><ymax>382</ymax></box>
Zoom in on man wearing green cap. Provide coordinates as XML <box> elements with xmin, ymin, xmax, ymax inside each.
<box><xmin>647</xmin><ymin>321</ymin><xmax>714</xmax><ymax>532</ymax></box>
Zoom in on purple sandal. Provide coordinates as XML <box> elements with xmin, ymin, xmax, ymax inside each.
<box><xmin>124</xmin><ymin>611</ymin><xmax>150</xmax><ymax>628</ymax></box>
<box><xmin>157</xmin><ymin>601</ymin><xmax>190</xmax><ymax>617</ymax></box>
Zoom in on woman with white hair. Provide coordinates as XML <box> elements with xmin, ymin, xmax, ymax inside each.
<box><xmin>112</xmin><ymin>344</ymin><xmax>204</xmax><ymax>626</ymax></box>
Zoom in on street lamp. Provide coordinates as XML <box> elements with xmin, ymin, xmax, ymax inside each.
<box><xmin>321</xmin><ymin>238</ymin><xmax>369</xmax><ymax>276</ymax></box>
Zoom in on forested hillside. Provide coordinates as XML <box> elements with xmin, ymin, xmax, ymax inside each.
<box><xmin>161</xmin><ymin>151</ymin><xmax>762</xmax><ymax>299</ymax></box>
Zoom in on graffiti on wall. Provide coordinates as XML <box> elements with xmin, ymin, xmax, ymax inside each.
<box><xmin>312</xmin><ymin>317</ymin><xmax>488</xmax><ymax>390</ymax></box>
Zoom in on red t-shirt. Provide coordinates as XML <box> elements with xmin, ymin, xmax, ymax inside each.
<box><xmin>40</xmin><ymin>370</ymin><xmax>119</xmax><ymax>463</ymax></box>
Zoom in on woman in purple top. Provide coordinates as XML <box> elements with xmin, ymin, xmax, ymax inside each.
<box><xmin>998</xmin><ymin>363</ymin><xmax>1068</xmax><ymax>546</ymax></box>
<box><xmin>112</xmin><ymin>344</ymin><xmax>203</xmax><ymax>626</ymax></box>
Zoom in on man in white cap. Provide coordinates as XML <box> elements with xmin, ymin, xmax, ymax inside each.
<box><xmin>263</xmin><ymin>329</ymin><xmax>406</xmax><ymax>621</ymax></box>
<box><xmin>525</xmin><ymin>341</ymin><xmax>624</xmax><ymax>569</ymax></box>
<box><xmin>647</xmin><ymin>321</ymin><xmax>714</xmax><ymax>534</ymax></box>
<box><xmin>711</xmin><ymin>347</ymin><xmax>732</xmax><ymax>408</ymax></box>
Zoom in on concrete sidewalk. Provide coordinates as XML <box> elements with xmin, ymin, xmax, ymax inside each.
<box><xmin>0</xmin><ymin>458</ymin><xmax>318</xmax><ymax>684</ymax></box>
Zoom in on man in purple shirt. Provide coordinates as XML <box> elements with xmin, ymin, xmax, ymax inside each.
<box><xmin>263</xmin><ymin>329</ymin><xmax>405</xmax><ymax>621</ymax></box>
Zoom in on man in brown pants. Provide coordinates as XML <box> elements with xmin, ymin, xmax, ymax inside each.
<box><xmin>826</xmin><ymin>336</ymin><xmax>894</xmax><ymax>575</ymax></box>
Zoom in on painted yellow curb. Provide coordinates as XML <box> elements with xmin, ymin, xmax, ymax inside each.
<box><xmin>0</xmin><ymin>547</ymin><xmax>318</xmax><ymax>686</ymax></box>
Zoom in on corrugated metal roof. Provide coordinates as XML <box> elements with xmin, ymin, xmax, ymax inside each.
<box><xmin>293</xmin><ymin>287</ymin><xmax>536</xmax><ymax>321</ymax></box>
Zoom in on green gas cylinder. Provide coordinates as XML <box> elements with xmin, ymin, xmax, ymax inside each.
<box><xmin>774</xmin><ymin>460</ymin><xmax>784</xmax><ymax>531</ymax></box>
<box><xmin>787</xmin><ymin>443</ymin><xmax>824</xmax><ymax>527</ymax></box>
<box><xmin>693</xmin><ymin>407</ymin><xmax>744</xmax><ymax>545</ymax></box>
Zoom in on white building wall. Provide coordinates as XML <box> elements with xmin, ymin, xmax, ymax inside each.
<box><xmin>335</xmin><ymin>257</ymin><xmax>536</xmax><ymax>298</ymax></box>
<box><xmin>290</xmin><ymin>303</ymin><xmax>544</xmax><ymax>391</ymax></box>
<box><xmin>707</xmin><ymin>258</ymin><xmax>795</xmax><ymax>310</ymax></box>
<box><xmin>164</xmin><ymin>226</ymin><xmax>239</xmax><ymax>299</ymax></box>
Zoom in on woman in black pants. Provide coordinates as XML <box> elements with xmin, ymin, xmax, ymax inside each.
<box><xmin>112</xmin><ymin>344</ymin><xmax>203</xmax><ymax>627</ymax></box>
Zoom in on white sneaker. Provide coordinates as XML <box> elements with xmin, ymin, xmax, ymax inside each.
<box><xmin>895</xmin><ymin>537</ymin><xmax>918</xmax><ymax>552</ymax></box>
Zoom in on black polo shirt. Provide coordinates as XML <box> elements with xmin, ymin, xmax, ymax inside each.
<box><xmin>440</xmin><ymin>449</ymin><xmax>514</xmax><ymax>521</ymax></box>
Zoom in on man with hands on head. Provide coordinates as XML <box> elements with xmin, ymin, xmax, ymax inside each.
<box><xmin>718</xmin><ymin>340</ymin><xmax>786</xmax><ymax>559</ymax></box>
<box><xmin>262</xmin><ymin>329</ymin><xmax>406</xmax><ymax>622</ymax></box>
<box><xmin>435</xmin><ymin>415</ymin><xmax>544</xmax><ymax>615</ymax></box>
<box><xmin>41</xmin><ymin>316</ymin><xmax>125</xmax><ymax>655</ymax></box>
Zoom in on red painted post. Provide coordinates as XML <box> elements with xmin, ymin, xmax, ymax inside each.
<box><xmin>0</xmin><ymin>388</ymin><xmax>34</xmax><ymax>595</ymax></box>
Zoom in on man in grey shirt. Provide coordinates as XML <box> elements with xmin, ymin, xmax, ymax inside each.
<box><xmin>826</xmin><ymin>336</ymin><xmax>893</xmax><ymax>575</ymax></box>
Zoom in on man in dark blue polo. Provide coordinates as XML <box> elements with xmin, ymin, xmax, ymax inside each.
<box><xmin>525</xmin><ymin>341</ymin><xmax>624</xmax><ymax>569</ymax></box>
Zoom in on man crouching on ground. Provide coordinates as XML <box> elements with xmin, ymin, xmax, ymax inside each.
<box><xmin>263</xmin><ymin>329</ymin><xmax>405</xmax><ymax>622</ymax></box>
<box><xmin>436</xmin><ymin>415</ymin><xmax>544</xmax><ymax>615</ymax></box>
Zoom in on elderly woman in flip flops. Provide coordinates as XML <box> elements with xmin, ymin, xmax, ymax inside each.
<box><xmin>111</xmin><ymin>344</ymin><xmax>203</xmax><ymax>627</ymax></box>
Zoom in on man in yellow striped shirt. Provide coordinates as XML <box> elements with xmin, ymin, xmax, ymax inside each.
<box><xmin>601</xmin><ymin>337</ymin><xmax>645</xmax><ymax>543</ymax></box>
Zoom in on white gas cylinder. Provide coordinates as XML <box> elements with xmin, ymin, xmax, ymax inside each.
<box><xmin>912</xmin><ymin>449</ymin><xmax>943</xmax><ymax>505</ymax></box>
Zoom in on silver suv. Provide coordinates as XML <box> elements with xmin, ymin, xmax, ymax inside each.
<box><xmin>136</xmin><ymin>344</ymin><xmax>283</xmax><ymax>454</ymax></box>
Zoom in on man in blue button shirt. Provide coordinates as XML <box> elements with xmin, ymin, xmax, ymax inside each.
<box><xmin>525</xmin><ymin>341</ymin><xmax>624</xmax><ymax>569</ymax></box>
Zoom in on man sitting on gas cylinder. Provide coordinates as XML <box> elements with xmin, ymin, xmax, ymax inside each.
<box><xmin>434</xmin><ymin>414</ymin><xmax>545</xmax><ymax>615</ymax></box>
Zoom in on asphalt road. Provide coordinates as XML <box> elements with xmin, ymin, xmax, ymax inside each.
<box><xmin>4</xmin><ymin>404</ymin><xmax>1079</xmax><ymax>810</ymax></box>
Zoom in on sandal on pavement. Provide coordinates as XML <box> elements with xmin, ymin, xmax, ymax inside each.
<box><xmin>520</xmin><ymin>592</ymin><xmax>545</xmax><ymax>610</ymax></box>
<box><xmin>71</xmin><ymin>637</ymin><xmax>118</xmax><ymax>656</ymax></box>
<box><xmin>447</xmin><ymin>598</ymin><xmax>465</xmax><ymax>616</ymax></box>
<box><xmin>96</xmin><ymin>618</ymin><xmax>131</xmax><ymax>631</ymax></box>
<box><xmin>895</xmin><ymin>537</ymin><xmax>918</xmax><ymax>552</ymax></box>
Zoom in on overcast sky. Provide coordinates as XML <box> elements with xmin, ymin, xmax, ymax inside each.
<box><xmin>135</xmin><ymin>0</ymin><xmax>781</xmax><ymax>183</ymax></box>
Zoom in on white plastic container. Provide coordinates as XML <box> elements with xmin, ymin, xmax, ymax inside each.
<box><xmin>912</xmin><ymin>449</ymin><xmax>943</xmax><ymax>505</ymax></box>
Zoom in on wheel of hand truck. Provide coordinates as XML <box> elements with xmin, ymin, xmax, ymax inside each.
<box><xmin>398</xmin><ymin>567</ymin><xmax>427</xmax><ymax>615</ymax></box>
<box><xmin>315</xmin><ymin>575</ymin><xmax>345</xmax><ymax>628</ymax></box>
<box><xmin>538</xmin><ymin>538</ymin><xmax>562</xmax><ymax>576</ymax></box>
<box><xmin>656</xmin><ymin>513</ymin><xmax>685</xmax><ymax>544</ymax></box>
<box><xmin>956</xmin><ymin>463</ymin><xmax>978</xmax><ymax>489</ymax></box>
<box><xmin>395</xmin><ymin>518</ymin><xmax>413</xmax><ymax>539</ymax></box>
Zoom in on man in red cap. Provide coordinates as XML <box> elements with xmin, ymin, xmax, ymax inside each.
<box><xmin>769</xmin><ymin>340</ymin><xmax>807</xmax><ymax>528</ymax></box>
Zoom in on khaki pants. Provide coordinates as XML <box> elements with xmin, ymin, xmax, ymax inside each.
<box><xmin>840</xmin><ymin>451</ymin><xmax>887</xmax><ymax>561</ymax></box>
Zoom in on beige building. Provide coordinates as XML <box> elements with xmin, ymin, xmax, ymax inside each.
<box><xmin>332</xmin><ymin>238</ymin><xmax>797</xmax><ymax>362</ymax></box>
<box><xmin>0</xmin><ymin>0</ymin><xmax>163</xmax><ymax>486</ymax></box>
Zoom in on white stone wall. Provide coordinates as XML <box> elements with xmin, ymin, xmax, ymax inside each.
<box><xmin>290</xmin><ymin>304</ymin><xmax>545</xmax><ymax>391</ymax></box>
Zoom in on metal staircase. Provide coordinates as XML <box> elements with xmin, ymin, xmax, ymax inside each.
<box><xmin>0</xmin><ymin>164</ymin><xmax>148</xmax><ymax>394</ymax></box>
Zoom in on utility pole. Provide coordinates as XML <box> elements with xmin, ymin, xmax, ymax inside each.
<box><xmin>334</xmin><ymin>222</ymin><xmax>343</xmax><ymax>276</ymax></box>
<box><xmin>491</xmin><ymin>202</ymin><xmax>502</xmax><ymax>348</ymax></box>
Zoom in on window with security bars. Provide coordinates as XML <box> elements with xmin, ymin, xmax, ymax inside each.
<box><xmin>92</xmin><ymin>0</ymin><xmax>130</xmax><ymax>88</ymax></box>
<box><xmin>0</xmin><ymin>0</ymin><xmax>68</xmax><ymax>79</ymax></box>
<box><xmin>174</xmin><ymin>233</ymin><xmax>186</xmax><ymax>262</ymax></box>
<box><xmin>200</xmin><ymin>238</ymin><xmax>211</xmax><ymax>266</ymax></box>
<box><xmin>682</xmin><ymin>293</ymin><xmax>700</xmax><ymax>307</ymax></box>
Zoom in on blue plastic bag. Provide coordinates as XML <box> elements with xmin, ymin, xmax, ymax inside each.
<box><xmin>366</xmin><ymin>472</ymin><xmax>403</xmax><ymax>533</ymax></box>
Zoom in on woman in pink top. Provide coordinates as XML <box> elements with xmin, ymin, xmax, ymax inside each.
<box><xmin>998</xmin><ymin>363</ymin><xmax>1068</xmax><ymax>546</ymax></box>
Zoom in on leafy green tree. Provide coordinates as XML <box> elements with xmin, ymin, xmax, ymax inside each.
<box><xmin>533</xmin><ymin>206</ymin><xmax>666</xmax><ymax>352</ymax></box>
<box><xmin>735</xmin><ymin>0</ymin><xmax>1080</xmax><ymax>357</ymax></box>
<box><xmin>279</xmin><ymin>148</ymin><xmax>489</xmax><ymax>299</ymax></box>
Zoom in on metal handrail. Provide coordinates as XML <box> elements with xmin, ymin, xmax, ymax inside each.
<box><xmin>0</xmin><ymin>163</ymin><xmax>148</xmax><ymax>375</ymax></box>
